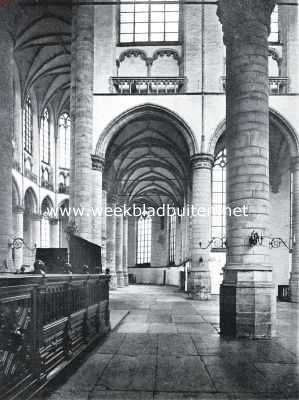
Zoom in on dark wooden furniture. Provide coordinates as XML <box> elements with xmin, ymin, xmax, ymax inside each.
<box><xmin>0</xmin><ymin>274</ymin><xmax>110</xmax><ymax>400</ymax></box>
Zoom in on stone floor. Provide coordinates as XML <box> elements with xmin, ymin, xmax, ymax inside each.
<box><xmin>47</xmin><ymin>285</ymin><xmax>299</xmax><ymax>400</ymax></box>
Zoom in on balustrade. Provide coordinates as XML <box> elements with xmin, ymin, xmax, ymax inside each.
<box><xmin>221</xmin><ymin>75</ymin><xmax>289</xmax><ymax>94</ymax></box>
<box><xmin>0</xmin><ymin>274</ymin><xmax>110</xmax><ymax>400</ymax></box>
<box><xmin>111</xmin><ymin>76</ymin><xmax>186</xmax><ymax>94</ymax></box>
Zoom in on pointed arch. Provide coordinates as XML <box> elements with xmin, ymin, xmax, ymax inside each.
<box><xmin>95</xmin><ymin>103</ymin><xmax>198</xmax><ymax>158</ymax></box>
<box><xmin>208</xmin><ymin>109</ymin><xmax>299</xmax><ymax>157</ymax></box>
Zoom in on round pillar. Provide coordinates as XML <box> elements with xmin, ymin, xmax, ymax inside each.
<box><xmin>218</xmin><ymin>0</ymin><xmax>276</xmax><ymax>338</ymax></box>
<box><xmin>69</xmin><ymin>1</ymin><xmax>94</xmax><ymax>241</ymax></box>
<box><xmin>50</xmin><ymin>218</ymin><xmax>59</xmax><ymax>248</ymax></box>
<box><xmin>0</xmin><ymin>21</ymin><xmax>13</xmax><ymax>271</ymax></box>
<box><xmin>115</xmin><ymin>213</ymin><xmax>125</xmax><ymax>287</ymax></box>
<box><xmin>101</xmin><ymin>189</ymin><xmax>107</xmax><ymax>271</ymax></box>
<box><xmin>31</xmin><ymin>213</ymin><xmax>41</xmax><ymax>249</ymax></box>
<box><xmin>106</xmin><ymin>196</ymin><xmax>117</xmax><ymax>289</ymax></box>
<box><xmin>91</xmin><ymin>155</ymin><xmax>105</xmax><ymax>246</ymax></box>
<box><xmin>290</xmin><ymin>156</ymin><xmax>299</xmax><ymax>302</ymax></box>
<box><xmin>13</xmin><ymin>206</ymin><xmax>24</xmax><ymax>270</ymax></box>
<box><xmin>189</xmin><ymin>154</ymin><xmax>213</xmax><ymax>300</ymax></box>
<box><xmin>123</xmin><ymin>216</ymin><xmax>129</xmax><ymax>286</ymax></box>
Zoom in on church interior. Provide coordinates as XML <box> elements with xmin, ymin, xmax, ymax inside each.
<box><xmin>0</xmin><ymin>0</ymin><xmax>298</xmax><ymax>399</ymax></box>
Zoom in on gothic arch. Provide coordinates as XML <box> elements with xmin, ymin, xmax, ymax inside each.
<box><xmin>12</xmin><ymin>177</ymin><xmax>21</xmax><ymax>207</ymax></box>
<box><xmin>24</xmin><ymin>187</ymin><xmax>38</xmax><ymax>213</ymax></box>
<box><xmin>207</xmin><ymin>109</ymin><xmax>299</xmax><ymax>157</ymax></box>
<box><xmin>95</xmin><ymin>103</ymin><xmax>198</xmax><ymax>158</ymax></box>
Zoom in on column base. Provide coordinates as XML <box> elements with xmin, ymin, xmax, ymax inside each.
<box><xmin>188</xmin><ymin>270</ymin><xmax>211</xmax><ymax>300</ymax></box>
<box><xmin>123</xmin><ymin>273</ymin><xmax>129</xmax><ymax>286</ymax></box>
<box><xmin>220</xmin><ymin>266</ymin><xmax>276</xmax><ymax>339</ymax></box>
<box><xmin>290</xmin><ymin>273</ymin><xmax>299</xmax><ymax>303</ymax></box>
<box><xmin>117</xmin><ymin>271</ymin><xmax>125</xmax><ymax>287</ymax></box>
<box><xmin>109</xmin><ymin>273</ymin><xmax>118</xmax><ymax>290</ymax></box>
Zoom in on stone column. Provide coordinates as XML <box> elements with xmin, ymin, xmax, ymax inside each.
<box><xmin>123</xmin><ymin>216</ymin><xmax>129</xmax><ymax>285</ymax></box>
<box><xmin>115</xmin><ymin>213</ymin><xmax>125</xmax><ymax>287</ymax></box>
<box><xmin>70</xmin><ymin>1</ymin><xmax>95</xmax><ymax>241</ymax></box>
<box><xmin>106</xmin><ymin>196</ymin><xmax>117</xmax><ymax>289</ymax></box>
<box><xmin>32</xmin><ymin>214</ymin><xmax>41</xmax><ymax>248</ymax></box>
<box><xmin>50</xmin><ymin>218</ymin><xmax>59</xmax><ymax>248</ymax></box>
<box><xmin>31</xmin><ymin>213</ymin><xmax>41</xmax><ymax>266</ymax></box>
<box><xmin>218</xmin><ymin>0</ymin><xmax>276</xmax><ymax>338</ymax></box>
<box><xmin>91</xmin><ymin>155</ymin><xmax>105</xmax><ymax>246</ymax></box>
<box><xmin>189</xmin><ymin>154</ymin><xmax>213</xmax><ymax>300</ymax></box>
<box><xmin>290</xmin><ymin>156</ymin><xmax>299</xmax><ymax>302</ymax></box>
<box><xmin>0</xmin><ymin>20</ymin><xmax>13</xmax><ymax>271</ymax></box>
<box><xmin>101</xmin><ymin>189</ymin><xmax>107</xmax><ymax>270</ymax></box>
<box><xmin>13</xmin><ymin>206</ymin><xmax>24</xmax><ymax>270</ymax></box>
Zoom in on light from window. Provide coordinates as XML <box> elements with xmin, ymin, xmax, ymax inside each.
<box><xmin>41</xmin><ymin>198</ymin><xmax>51</xmax><ymax>248</ymax></box>
<box><xmin>169</xmin><ymin>214</ymin><xmax>176</xmax><ymax>264</ymax></box>
<box><xmin>23</xmin><ymin>97</ymin><xmax>33</xmax><ymax>154</ymax></box>
<box><xmin>269</xmin><ymin>5</ymin><xmax>279</xmax><ymax>42</ymax></box>
<box><xmin>58</xmin><ymin>113</ymin><xmax>71</xmax><ymax>169</ymax></box>
<box><xmin>120</xmin><ymin>0</ymin><xmax>179</xmax><ymax>43</ymax></box>
<box><xmin>212</xmin><ymin>149</ymin><xmax>227</xmax><ymax>248</ymax></box>
<box><xmin>40</xmin><ymin>108</ymin><xmax>50</xmax><ymax>164</ymax></box>
<box><xmin>137</xmin><ymin>213</ymin><xmax>152</xmax><ymax>264</ymax></box>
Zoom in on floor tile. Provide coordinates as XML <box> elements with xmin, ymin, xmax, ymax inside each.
<box><xmin>48</xmin><ymin>354</ymin><xmax>113</xmax><ymax>400</ymax></box>
<box><xmin>96</xmin><ymin>354</ymin><xmax>156</xmax><ymax>391</ymax></box>
<box><xmin>117</xmin><ymin>322</ymin><xmax>149</xmax><ymax>333</ymax></box>
<box><xmin>202</xmin><ymin>356</ymin><xmax>273</xmax><ymax>393</ymax></box>
<box><xmin>156</xmin><ymin>355</ymin><xmax>215</xmax><ymax>392</ymax></box>
<box><xmin>148</xmin><ymin>323</ymin><xmax>178</xmax><ymax>333</ymax></box>
<box><xmin>92</xmin><ymin>390</ymin><xmax>154</xmax><ymax>400</ymax></box>
<box><xmin>118</xmin><ymin>333</ymin><xmax>158</xmax><ymax>355</ymax></box>
<box><xmin>176</xmin><ymin>323</ymin><xmax>217</xmax><ymax>335</ymax></box>
<box><xmin>158</xmin><ymin>334</ymin><xmax>197</xmax><ymax>356</ymax></box>
<box><xmin>97</xmin><ymin>332</ymin><xmax>126</xmax><ymax>354</ymax></box>
<box><xmin>172</xmin><ymin>315</ymin><xmax>205</xmax><ymax>324</ymax></box>
<box><xmin>154</xmin><ymin>393</ymin><xmax>229</xmax><ymax>400</ymax></box>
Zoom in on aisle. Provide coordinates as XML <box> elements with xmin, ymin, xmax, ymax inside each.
<box><xmin>47</xmin><ymin>285</ymin><xmax>299</xmax><ymax>400</ymax></box>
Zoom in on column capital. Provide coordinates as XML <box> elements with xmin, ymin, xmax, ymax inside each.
<box><xmin>217</xmin><ymin>0</ymin><xmax>276</xmax><ymax>46</ymax></box>
<box><xmin>49</xmin><ymin>218</ymin><xmax>59</xmax><ymax>225</ymax></box>
<box><xmin>31</xmin><ymin>213</ymin><xmax>42</xmax><ymax>221</ymax></box>
<box><xmin>108</xmin><ymin>193</ymin><xmax>118</xmax><ymax>204</ymax></box>
<box><xmin>290</xmin><ymin>156</ymin><xmax>299</xmax><ymax>172</ymax></box>
<box><xmin>13</xmin><ymin>205</ymin><xmax>24</xmax><ymax>214</ymax></box>
<box><xmin>191</xmin><ymin>154</ymin><xmax>214</xmax><ymax>170</ymax></box>
<box><xmin>91</xmin><ymin>154</ymin><xmax>105</xmax><ymax>171</ymax></box>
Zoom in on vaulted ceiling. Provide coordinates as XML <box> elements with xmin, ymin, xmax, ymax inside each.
<box><xmin>104</xmin><ymin>116</ymin><xmax>192</xmax><ymax>208</ymax></box>
<box><xmin>12</xmin><ymin>1</ymin><xmax>72</xmax><ymax>116</ymax></box>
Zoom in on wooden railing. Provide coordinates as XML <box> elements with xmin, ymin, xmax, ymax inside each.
<box><xmin>111</xmin><ymin>76</ymin><xmax>186</xmax><ymax>94</ymax></box>
<box><xmin>0</xmin><ymin>274</ymin><xmax>110</xmax><ymax>400</ymax></box>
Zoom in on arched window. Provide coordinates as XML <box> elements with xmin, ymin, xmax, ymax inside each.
<box><xmin>23</xmin><ymin>96</ymin><xmax>33</xmax><ymax>154</ymax></box>
<box><xmin>169</xmin><ymin>214</ymin><xmax>176</xmax><ymax>264</ymax></box>
<box><xmin>58</xmin><ymin>113</ymin><xmax>71</xmax><ymax>169</ymax></box>
<box><xmin>212</xmin><ymin>148</ymin><xmax>227</xmax><ymax>247</ymax></box>
<box><xmin>120</xmin><ymin>0</ymin><xmax>179</xmax><ymax>43</ymax></box>
<box><xmin>269</xmin><ymin>5</ymin><xmax>279</xmax><ymax>43</ymax></box>
<box><xmin>137</xmin><ymin>213</ymin><xmax>152</xmax><ymax>265</ymax></box>
<box><xmin>40</xmin><ymin>108</ymin><xmax>50</xmax><ymax>164</ymax></box>
<box><xmin>41</xmin><ymin>198</ymin><xmax>51</xmax><ymax>248</ymax></box>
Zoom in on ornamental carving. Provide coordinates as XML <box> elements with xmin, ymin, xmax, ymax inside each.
<box><xmin>91</xmin><ymin>154</ymin><xmax>105</xmax><ymax>171</ymax></box>
<box><xmin>152</xmin><ymin>49</ymin><xmax>181</xmax><ymax>65</ymax></box>
<box><xmin>116</xmin><ymin>48</ymin><xmax>181</xmax><ymax>69</ymax></box>
<box><xmin>0</xmin><ymin>302</ymin><xmax>32</xmax><ymax>389</ymax></box>
<box><xmin>117</xmin><ymin>49</ymin><xmax>148</xmax><ymax>67</ymax></box>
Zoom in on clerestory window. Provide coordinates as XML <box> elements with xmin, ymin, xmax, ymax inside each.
<box><xmin>119</xmin><ymin>0</ymin><xmax>179</xmax><ymax>44</ymax></box>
